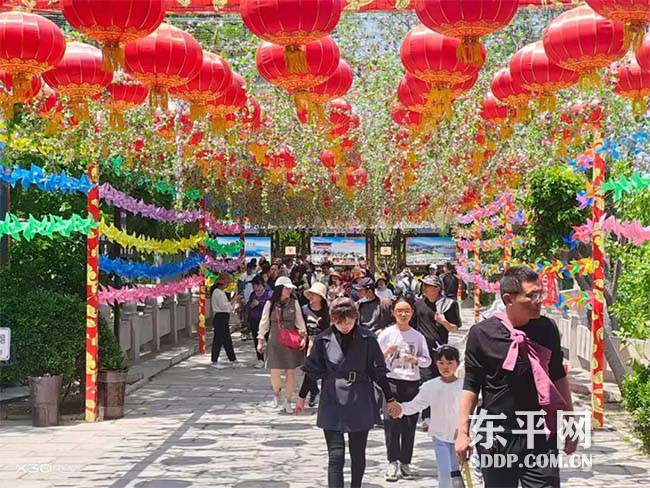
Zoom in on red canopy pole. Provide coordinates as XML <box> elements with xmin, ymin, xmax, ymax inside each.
<box><xmin>85</xmin><ymin>161</ymin><xmax>100</xmax><ymax>421</ymax></box>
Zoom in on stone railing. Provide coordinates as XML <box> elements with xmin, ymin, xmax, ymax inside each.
<box><xmin>99</xmin><ymin>294</ymin><xmax>212</xmax><ymax>364</ymax></box>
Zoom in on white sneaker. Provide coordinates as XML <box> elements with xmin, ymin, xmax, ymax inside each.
<box><xmin>385</xmin><ymin>462</ymin><xmax>400</xmax><ymax>482</ymax></box>
<box><xmin>211</xmin><ymin>362</ymin><xmax>227</xmax><ymax>369</ymax></box>
<box><xmin>280</xmin><ymin>398</ymin><xmax>293</xmax><ymax>414</ymax></box>
<box><xmin>230</xmin><ymin>361</ymin><xmax>246</xmax><ymax>368</ymax></box>
<box><xmin>270</xmin><ymin>394</ymin><xmax>281</xmax><ymax>409</ymax></box>
<box><xmin>254</xmin><ymin>361</ymin><xmax>265</xmax><ymax>369</ymax></box>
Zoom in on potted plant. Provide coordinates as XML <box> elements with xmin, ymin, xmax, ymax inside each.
<box><xmin>97</xmin><ymin>323</ymin><xmax>129</xmax><ymax>420</ymax></box>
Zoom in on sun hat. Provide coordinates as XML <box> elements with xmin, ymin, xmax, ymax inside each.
<box><xmin>422</xmin><ymin>275</ymin><xmax>442</xmax><ymax>288</ymax></box>
<box><xmin>275</xmin><ymin>276</ymin><xmax>297</xmax><ymax>289</ymax></box>
<box><xmin>353</xmin><ymin>277</ymin><xmax>375</xmax><ymax>290</ymax></box>
<box><xmin>304</xmin><ymin>282</ymin><xmax>328</xmax><ymax>301</ymax></box>
<box><xmin>216</xmin><ymin>272</ymin><xmax>233</xmax><ymax>285</ymax></box>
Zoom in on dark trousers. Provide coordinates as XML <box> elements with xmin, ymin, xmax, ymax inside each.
<box><xmin>384</xmin><ymin>378</ymin><xmax>420</xmax><ymax>464</ymax></box>
<box><xmin>476</xmin><ymin>433</ymin><xmax>560</xmax><ymax>488</ymax></box>
<box><xmin>248</xmin><ymin>315</ymin><xmax>264</xmax><ymax>361</ymax></box>
<box><xmin>324</xmin><ymin>429</ymin><xmax>369</xmax><ymax>488</ymax></box>
<box><xmin>211</xmin><ymin>312</ymin><xmax>236</xmax><ymax>363</ymax></box>
<box><xmin>306</xmin><ymin>336</ymin><xmax>319</xmax><ymax>396</ymax></box>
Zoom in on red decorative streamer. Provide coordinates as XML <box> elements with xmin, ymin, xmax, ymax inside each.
<box><xmin>85</xmin><ymin>161</ymin><xmax>99</xmax><ymax>422</ymax></box>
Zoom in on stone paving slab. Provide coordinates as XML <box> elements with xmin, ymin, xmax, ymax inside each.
<box><xmin>1</xmin><ymin>314</ymin><xmax>649</xmax><ymax>487</ymax></box>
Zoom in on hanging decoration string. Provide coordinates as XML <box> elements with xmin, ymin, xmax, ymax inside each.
<box><xmin>99</xmin><ymin>221</ymin><xmax>205</xmax><ymax>255</ymax></box>
<box><xmin>99</xmin><ymin>254</ymin><xmax>204</xmax><ymax>280</ymax></box>
<box><xmin>0</xmin><ymin>212</ymin><xmax>98</xmax><ymax>240</ymax></box>
<box><xmin>99</xmin><ymin>274</ymin><xmax>204</xmax><ymax>305</ymax></box>
<box><xmin>0</xmin><ymin>164</ymin><xmax>94</xmax><ymax>194</ymax></box>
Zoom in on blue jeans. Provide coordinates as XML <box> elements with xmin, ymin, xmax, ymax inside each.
<box><xmin>433</xmin><ymin>437</ymin><xmax>459</xmax><ymax>488</ymax></box>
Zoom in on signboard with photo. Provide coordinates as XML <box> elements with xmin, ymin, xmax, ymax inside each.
<box><xmin>213</xmin><ymin>236</ymin><xmax>272</xmax><ymax>263</ymax></box>
<box><xmin>405</xmin><ymin>236</ymin><xmax>456</xmax><ymax>266</ymax></box>
<box><xmin>310</xmin><ymin>236</ymin><xmax>367</xmax><ymax>266</ymax></box>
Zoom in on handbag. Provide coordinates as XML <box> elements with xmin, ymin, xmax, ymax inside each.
<box><xmin>276</xmin><ymin>306</ymin><xmax>303</xmax><ymax>350</ymax></box>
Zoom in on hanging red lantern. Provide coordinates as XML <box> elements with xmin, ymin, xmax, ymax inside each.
<box><xmin>543</xmin><ymin>5</ymin><xmax>627</xmax><ymax>90</ymax></box>
<box><xmin>415</xmin><ymin>0</ymin><xmax>518</xmax><ymax>66</ymax></box>
<box><xmin>390</xmin><ymin>103</ymin><xmax>424</xmax><ymax>133</ymax></box>
<box><xmin>450</xmin><ymin>72</ymin><xmax>478</xmax><ymax>100</ymax></box>
<box><xmin>321</xmin><ymin>149</ymin><xmax>337</xmax><ymax>170</ymax></box>
<box><xmin>304</xmin><ymin>59</ymin><xmax>352</xmax><ymax>123</ymax></box>
<box><xmin>104</xmin><ymin>76</ymin><xmax>148</xmax><ymax>130</ymax></box>
<box><xmin>0</xmin><ymin>12</ymin><xmax>65</xmax><ymax>99</ymax></box>
<box><xmin>207</xmin><ymin>73</ymin><xmax>247</xmax><ymax>135</ymax></box>
<box><xmin>328</xmin><ymin>97</ymin><xmax>352</xmax><ymax>125</ymax></box>
<box><xmin>480</xmin><ymin>93</ymin><xmax>511</xmax><ymax>124</ymax></box>
<box><xmin>61</xmin><ymin>0</ymin><xmax>165</xmax><ymax>72</ymax></box>
<box><xmin>240</xmin><ymin>96</ymin><xmax>264</xmax><ymax>136</ymax></box>
<box><xmin>240</xmin><ymin>0</ymin><xmax>342</xmax><ymax>73</ymax></box>
<box><xmin>171</xmin><ymin>51</ymin><xmax>233</xmax><ymax>121</ymax></box>
<box><xmin>510</xmin><ymin>41</ymin><xmax>579</xmax><ymax>112</ymax></box>
<box><xmin>0</xmin><ymin>71</ymin><xmax>41</xmax><ymax>119</ymax></box>
<box><xmin>585</xmin><ymin>0</ymin><xmax>650</xmax><ymax>52</ymax></box>
<box><xmin>401</xmin><ymin>25</ymin><xmax>484</xmax><ymax>117</ymax></box>
<box><xmin>124</xmin><ymin>23</ymin><xmax>203</xmax><ymax>109</ymax></box>
<box><xmin>42</xmin><ymin>42</ymin><xmax>113</xmax><ymax>121</ymax></box>
<box><xmin>636</xmin><ymin>33</ymin><xmax>650</xmax><ymax>70</ymax></box>
<box><xmin>256</xmin><ymin>37</ymin><xmax>339</xmax><ymax>114</ymax></box>
<box><xmin>491</xmin><ymin>67</ymin><xmax>532</xmax><ymax>122</ymax></box>
<box><xmin>614</xmin><ymin>60</ymin><xmax>650</xmax><ymax>114</ymax></box>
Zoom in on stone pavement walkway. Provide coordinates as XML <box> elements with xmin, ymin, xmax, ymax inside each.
<box><xmin>2</xmin><ymin>318</ymin><xmax>650</xmax><ymax>487</ymax></box>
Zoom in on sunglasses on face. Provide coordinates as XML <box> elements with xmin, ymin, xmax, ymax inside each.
<box><xmin>513</xmin><ymin>291</ymin><xmax>545</xmax><ymax>301</ymax></box>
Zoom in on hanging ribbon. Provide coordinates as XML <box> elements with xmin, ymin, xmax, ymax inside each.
<box><xmin>0</xmin><ymin>212</ymin><xmax>98</xmax><ymax>240</ymax></box>
<box><xmin>0</xmin><ymin>164</ymin><xmax>94</xmax><ymax>194</ymax></box>
<box><xmin>556</xmin><ymin>290</ymin><xmax>593</xmax><ymax>312</ymax></box>
<box><xmin>99</xmin><ymin>183</ymin><xmax>201</xmax><ymax>223</ymax></box>
<box><xmin>99</xmin><ymin>274</ymin><xmax>204</xmax><ymax>305</ymax></box>
<box><xmin>570</xmin><ymin>214</ymin><xmax>650</xmax><ymax>246</ymax></box>
<box><xmin>108</xmin><ymin>156</ymin><xmax>202</xmax><ymax>201</ymax></box>
<box><xmin>457</xmin><ymin>192</ymin><xmax>517</xmax><ymax>224</ymax></box>
<box><xmin>205</xmin><ymin>254</ymin><xmax>245</xmax><ymax>273</ymax></box>
<box><xmin>204</xmin><ymin>237</ymin><xmax>244</xmax><ymax>255</ymax></box>
<box><xmin>99</xmin><ymin>221</ymin><xmax>205</xmax><ymax>255</ymax></box>
<box><xmin>99</xmin><ymin>254</ymin><xmax>204</xmax><ymax>280</ymax></box>
<box><xmin>205</xmin><ymin>214</ymin><xmax>243</xmax><ymax>235</ymax></box>
<box><xmin>457</xmin><ymin>235</ymin><xmax>524</xmax><ymax>252</ymax></box>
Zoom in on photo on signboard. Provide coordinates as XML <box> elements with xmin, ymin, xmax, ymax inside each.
<box><xmin>213</xmin><ymin>236</ymin><xmax>272</xmax><ymax>262</ymax></box>
<box><xmin>310</xmin><ymin>236</ymin><xmax>366</xmax><ymax>266</ymax></box>
<box><xmin>405</xmin><ymin>236</ymin><xmax>456</xmax><ymax>266</ymax></box>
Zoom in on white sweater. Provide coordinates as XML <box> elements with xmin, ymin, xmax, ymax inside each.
<box><xmin>378</xmin><ymin>325</ymin><xmax>431</xmax><ymax>382</ymax></box>
<box><xmin>400</xmin><ymin>377</ymin><xmax>463</xmax><ymax>443</ymax></box>
<box><xmin>211</xmin><ymin>288</ymin><xmax>232</xmax><ymax>314</ymax></box>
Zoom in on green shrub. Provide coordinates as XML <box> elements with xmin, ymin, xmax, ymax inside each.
<box><xmin>0</xmin><ymin>271</ymin><xmax>127</xmax><ymax>388</ymax></box>
<box><xmin>622</xmin><ymin>362</ymin><xmax>650</xmax><ymax>451</ymax></box>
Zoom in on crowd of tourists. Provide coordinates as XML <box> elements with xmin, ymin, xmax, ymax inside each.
<box><xmin>209</xmin><ymin>260</ymin><xmax>576</xmax><ymax>488</ymax></box>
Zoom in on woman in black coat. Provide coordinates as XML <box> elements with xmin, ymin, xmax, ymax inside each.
<box><xmin>295</xmin><ymin>297</ymin><xmax>399</xmax><ymax>488</ymax></box>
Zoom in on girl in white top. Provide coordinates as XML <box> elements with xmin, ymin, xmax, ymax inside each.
<box><xmin>377</xmin><ymin>297</ymin><xmax>431</xmax><ymax>482</ymax></box>
<box><xmin>394</xmin><ymin>345</ymin><xmax>463</xmax><ymax>488</ymax></box>
<box><xmin>210</xmin><ymin>273</ymin><xmax>242</xmax><ymax>369</ymax></box>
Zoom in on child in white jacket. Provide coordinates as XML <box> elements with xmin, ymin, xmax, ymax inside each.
<box><xmin>391</xmin><ymin>345</ymin><xmax>463</xmax><ymax>488</ymax></box>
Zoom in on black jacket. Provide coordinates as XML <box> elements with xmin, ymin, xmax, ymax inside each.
<box><xmin>302</xmin><ymin>325</ymin><xmax>390</xmax><ymax>432</ymax></box>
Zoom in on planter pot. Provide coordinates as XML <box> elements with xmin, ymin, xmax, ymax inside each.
<box><xmin>98</xmin><ymin>370</ymin><xmax>128</xmax><ymax>420</ymax></box>
<box><xmin>28</xmin><ymin>374</ymin><xmax>62</xmax><ymax>427</ymax></box>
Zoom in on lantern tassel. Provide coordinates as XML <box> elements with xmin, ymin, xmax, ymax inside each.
<box><xmin>109</xmin><ymin>110</ymin><xmax>125</xmax><ymax>131</ymax></box>
<box><xmin>70</xmin><ymin>100</ymin><xmax>89</xmax><ymax>121</ymax></box>
<box><xmin>210</xmin><ymin>114</ymin><xmax>227</xmax><ymax>136</ymax></box>
<box><xmin>1</xmin><ymin>101</ymin><xmax>15</xmax><ymax>120</ymax></box>
<box><xmin>189</xmin><ymin>103</ymin><xmax>205</xmax><ymax>122</ymax></box>
<box><xmin>149</xmin><ymin>87</ymin><xmax>169</xmax><ymax>110</ymax></box>
<box><xmin>308</xmin><ymin>100</ymin><xmax>326</xmax><ymax>125</ymax></box>
<box><xmin>284</xmin><ymin>44</ymin><xmax>308</xmax><ymax>74</ymax></box>
<box><xmin>101</xmin><ymin>42</ymin><xmax>124</xmax><ymax>72</ymax></box>
<box><xmin>11</xmin><ymin>72</ymin><xmax>31</xmax><ymax>99</ymax></box>
<box><xmin>293</xmin><ymin>93</ymin><xmax>310</xmax><ymax>120</ymax></box>
<box><xmin>538</xmin><ymin>93</ymin><xmax>557</xmax><ymax>113</ymax></box>
<box><xmin>632</xmin><ymin>96</ymin><xmax>647</xmax><ymax>116</ymax></box>
<box><xmin>457</xmin><ymin>37</ymin><xmax>484</xmax><ymax>67</ymax></box>
<box><xmin>513</xmin><ymin>104</ymin><xmax>530</xmax><ymax>123</ymax></box>
<box><xmin>626</xmin><ymin>21</ymin><xmax>647</xmax><ymax>53</ymax></box>
<box><xmin>578</xmin><ymin>71</ymin><xmax>601</xmax><ymax>91</ymax></box>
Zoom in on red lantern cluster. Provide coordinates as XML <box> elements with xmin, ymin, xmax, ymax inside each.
<box><xmin>585</xmin><ymin>0</ymin><xmax>650</xmax><ymax>52</ymax></box>
<box><xmin>0</xmin><ymin>71</ymin><xmax>41</xmax><ymax>119</ymax></box>
<box><xmin>207</xmin><ymin>73</ymin><xmax>247</xmax><ymax>135</ymax></box>
<box><xmin>104</xmin><ymin>76</ymin><xmax>149</xmax><ymax>130</ymax></box>
<box><xmin>614</xmin><ymin>61</ymin><xmax>650</xmax><ymax>115</ymax></box>
<box><xmin>61</xmin><ymin>0</ymin><xmax>166</xmax><ymax>71</ymax></box>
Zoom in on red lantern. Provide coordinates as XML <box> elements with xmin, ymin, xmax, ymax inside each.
<box><xmin>401</xmin><ymin>25</ymin><xmax>484</xmax><ymax>117</ymax></box>
<box><xmin>61</xmin><ymin>0</ymin><xmax>165</xmax><ymax>71</ymax></box>
<box><xmin>491</xmin><ymin>67</ymin><xmax>532</xmax><ymax>121</ymax></box>
<box><xmin>43</xmin><ymin>42</ymin><xmax>113</xmax><ymax>121</ymax></box>
<box><xmin>391</xmin><ymin>103</ymin><xmax>424</xmax><ymax>133</ymax></box>
<box><xmin>328</xmin><ymin>97</ymin><xmax>352</xmax><ymax>125</ymax></box>
<box><xmin>171</xmin><ymin>51</ymin><xmax>233</xmax><ymax>121</ymax></box>
<box><xmin>240</xmin><ymin>97</ymin><xmax>264</xmax><ymax>135</ymax></box>
<box><xmin>256</xmin><ymin>37</ymin><xmax>339</xmax><ymax>113</ymax></box>
<box><xmin>585</xmin><ymin>0</ymin><xmax>650</xmax><ymax>51</ymax></box>
<box><xmin>480</xmin><ymin>93</ymin><xmax>512</xmax><ymax>128</ymax></box>
<box><xmin>510</xmin><ymin>41</ymin><xmax>579</xmax><ymax>112</ymax></box>
<box><xmin>308</xmin><ymin>60</ymin><xmax>353</xmax><ymax>104</ymax></box>
<box><xmin>104</xmin><ymin>76</ymin><xmax>148</xmax><ymax>130</ymax></box>
<box><xmin>636</xmin><ymin>33</ymin><xmax>650</xmax><ymax>70</ymax></box>
<box><xmin>321</xmin><ymin>149</ymin><xmax>337</xmax><ymax>170</ymax></box>
<box><xmin>0</xmin><ymin>12</ymin><xmax>65</xmax><ymax>99</ymax></box>
<box><xmin>241</xmin><ymin>0</ymin><xmax>342</xmax><ymax>73</ymax></box>
<box><xmin>614</xmin><ymin>60</ymin><xmax>650</xmax><ymax>114</ymax></box>
<box><xmin>450</xmin><ymin>72</ymin><xmax>478</xmax><ymax>100</ymax></box>
<box><xmin>0</xmin><ymin>71</ymin><xmax>40</xmax><ymax>119</ymax></box>
<box><xmin>415</xmin><ymin>0</ymin><xmax>518</xmax><ymax>66</ymax></box>
<box><xmin>124</xmin><ymin>23</ymin><xmax>203</xmax><ymax>109</ymax></box>
<box><xmin>543</xmin><ymin>5</ymin><xmax>627</xmax><ymax>90</ymax></box>
<box><xmin>207</xmin><ymin>73</ymin><xmax>247</xmax><ymax>135</ymax></box>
